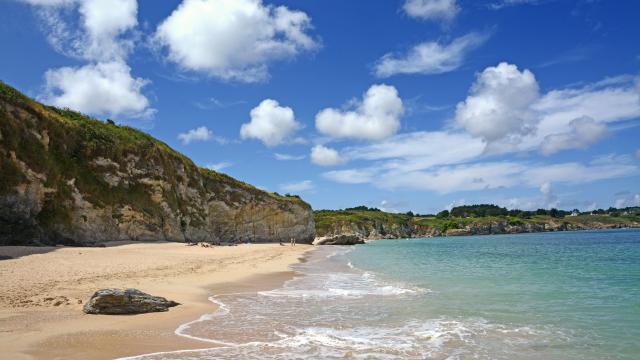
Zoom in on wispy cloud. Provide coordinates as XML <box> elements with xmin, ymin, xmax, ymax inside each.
<box><xmin>194</xmin><ymin>97</ymin><xmax>246</xmax><ymax>110</ymax></box>
<box><xmin>374</xmin><ymin>32</ymin><xmax>489</xmax><ymax>78</ymax></box>
<box><xmin>275</xmin><ymin>153</ymin><xmax>305</xmax><ymax>161</ymax></box>
<box><xmin>280</xmin><ymin>180</ymin><xmax>314</xmax><ymax>193</ymax></box>
<box><xmin>206</xmin><ymin>162</ymin><xmax>232</xmax><ymax>172</ymax></box>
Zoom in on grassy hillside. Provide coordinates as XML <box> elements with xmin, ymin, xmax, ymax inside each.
<box><xmin>0</xmin><ymin>81</ymin><xmax>312</xmax><ymax>245</ymax></box>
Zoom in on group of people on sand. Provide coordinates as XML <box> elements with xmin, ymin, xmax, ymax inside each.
<box><xmin>280</xmin><ymin>238</ymin><xmax>296</xmax><ymax>246</ymax></box>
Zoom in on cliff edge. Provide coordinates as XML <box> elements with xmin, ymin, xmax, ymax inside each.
<box><xmin>0</xmin><ymin>82</ymin><xmax>315</xmax><ymax>246</ymax></box>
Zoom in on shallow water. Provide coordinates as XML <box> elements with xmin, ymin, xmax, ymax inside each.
<box><xmin>125</xmin><ymin>229</ymin><xmax>640</xmax><ymax>359</ymax></box>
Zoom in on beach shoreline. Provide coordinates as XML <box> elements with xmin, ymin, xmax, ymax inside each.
<box><xmin>0</xmin><ymin>242</ymin><xmax>313</xmax><ymax>360</ymax></box>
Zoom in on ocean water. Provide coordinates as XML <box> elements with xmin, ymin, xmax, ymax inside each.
<box><xmin>126</xmin><ymin>229</ymin><xmax>640</xmax><ymax>360</ymax></box>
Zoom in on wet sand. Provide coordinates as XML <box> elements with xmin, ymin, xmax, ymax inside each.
<box><xmin>0</xmin><ymin>242</ymin><xmax>312</xmax><ymax>360</ymax></box>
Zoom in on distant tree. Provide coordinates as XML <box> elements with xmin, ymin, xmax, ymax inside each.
<box><xmin>535</xmin><ymin>208</ymin><xmax>548</xmax><ymax>216</ymax></box>
<box><xmin>346</xmin><ymin>206</ymin><xmax>381</xmax><ymax>212</ymax></box>
<box><xmin>450</xmin><ymin>204</ymin><xmax>508</xmax><ymax>218</ymax></box>
<box><xmin>405</xmin><ymin>211</ymin><xmax>414</xmax><ymax>217</ymax></box>
<box><xmin>436</xmin><ymin>210</ymin><xmax>450</xmax><ymax>219</ymax></box>
<box><xmin>106</xmin><ymin>119</ymin><xmax>115</xmax><ymax>125</ymax></box>
<box><xmin>549</xmin><ymin>208</ymin><xmax>560</xmax><ymax>218</ymax></box>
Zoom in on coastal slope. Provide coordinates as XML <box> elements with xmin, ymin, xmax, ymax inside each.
<box><xmin>0</xmin><ymin>82</ymin><xmax>315</xmax><ymax>245</ymax></box>
<box><xmin>315</xmin><ymin>207</ymin><xmax>640</xmax><ymax>239</ymax></box>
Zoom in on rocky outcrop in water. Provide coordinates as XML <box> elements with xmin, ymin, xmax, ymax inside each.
<box><xmin>0</xmin><ymin>82</ymin><xmax>315</xmax><ymax>246</ymax></box>
<box><xmin>314</xmin><ymin>234</ymin><xmax>365</xmax><ymax>245</ymax></box>
<box><xmin>83</xmin><ymin>288</ymin><xmax>179</xmax><ymax>315</ymax></box>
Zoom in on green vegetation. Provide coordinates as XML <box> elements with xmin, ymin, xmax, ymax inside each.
<box><xmin>0</xmin><ymin>81</ymin><xmax>310</xmax><ymax>244</ymax></box>
<box><xmin>315</xmin><ymin>205</ymin><xmax>640</xmax><ymax>237</ymax></box>
<box><xmin>314</xmin><ymin>208</ymin><xmax>411</xmax><ymax>236</ymax></box>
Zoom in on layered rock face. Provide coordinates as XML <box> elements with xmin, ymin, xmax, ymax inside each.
<box><xmin>0</xmin><ymin>83</ymin><xmax>315</xmax><ymax>246</ymax></box>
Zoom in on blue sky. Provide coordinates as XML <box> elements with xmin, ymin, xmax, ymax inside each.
<box><xmin>1</xmin><ymin>0</ymin><xmax>639</xmax><ymax>213</ymax></box>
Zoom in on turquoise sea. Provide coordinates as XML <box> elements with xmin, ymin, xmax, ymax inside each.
<box><xmin>127</xmin><ymin>229</ymin><xmax>640</xmax><ymax>359</ymax></box>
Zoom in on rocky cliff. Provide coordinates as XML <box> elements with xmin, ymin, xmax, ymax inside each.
<box><xmin>0</xmin><ymin>82</ymin><xmax>315</xmax><ymax>246</ymax></box>
<box><xmin>315</xmin><ymin>209</ymin><xmax>640</xmax><ymax>240</ymax></box>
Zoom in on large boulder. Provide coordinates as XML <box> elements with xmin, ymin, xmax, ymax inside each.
<box><xmin>314</xmin><ymin>234</ymin><xmax>365</xmax><ymax>246</ymax></box>
<box><xmin>83</xmin><ymin>288</ymin><xmax>179</xmax><ymax>315</ymax></box>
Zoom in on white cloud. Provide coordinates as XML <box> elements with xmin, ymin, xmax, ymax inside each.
<box><xmin>455</xmin><ymin>62</ymin><xmax>540</xmax><ymax>143</ymax></box>
<box><xmin>280</xmin><ymin>180</ymin><xmax>314</xmax><ymax>193</ymax></box>
<box><xmin>325</xmin><ymin>157</ymin><xmax>638</xmax><ymax>194</ymax></box>
<box><xmin>615</xmin><ymin>193</ymin><xmax>640</xmax><ymax>208</ymax></box>
<box><xmin>344</xmin><ymin>131</ymin><xmax>485</xmax><ymax>172</ymax></box>
<box><xmin>42</xmin><ymin>61</ymin><xmax>153</xmax><ymax>118</ymax></box>
<box><xmin>489</xmin><ymin>0</ymin><xmax>543</xmax><ymax>10</ymax></box>
<box><xmin>636</xmin><ymin>149</ymin><xmax>640</xmax><ymax>160</ymax></box>
<box><xmin>206</xmin><ymin>161</ymin><xmax>232</xmax><ymax>171</ymax></box>
<box><xmin>22</xmin><ymin>0</ymin><xmax>138</xmax><ymax>62</ymax></box>
<box><xmin>22</xmin><ymin>0</ymin><xmax>154</xmax><ymax>120</ymax></box>
<box><xmin>240</xmin><ymin>99</ymin><xmax>301</xmax><ymax>147</ymax></box>
<box><xmin>403</xmin><ymin>0</ymin><xmax>459</xmax><ymax>22</ymax></box>
<box><xmin>374</xmin><ymin>33</ymin><xmax>488</xmax><ymax>78</ymax></box>
<box><xmin>275</xmin><ymin>153</ymin><xmax>305</xmax><ymax>161</ymax></box>
<box><xmin>154</xmin><ymin>0</ymin><xmax>318</xmax><ymax>82</ymax></box>
<box><xmin>316</xmin><ymin>84</ymin><xmax>404</xmax><ymax>140</ymax></box>
<box><xmin>310</xmin><ymin>145</ymin><xmax>346</xmax><ymax>166</ymax></box>
<box><xmin>323</xmin><ymin>169</ymin><xmax>377</xmax><ymax>184</ymax></box>
<box><xmin>319</xmin><ymin>71</ymin><xmax>639</xmax><ymax>197</ymax></box>
<box><xmin>530</xmin><ymin>77</ymin><xmax>640</xmax><ymax>143</ymax></box>
<box><xmin>178</xmin><ymin>126</ymin><xmax>225</xmax><ymax>145</ymax></box>
<box><xmin>540</xmin><ymin>116</ymin><xmax>608</xmax><ymax>155</ymax></box>
<box><xmin>539</xmin><ymin>182</ymin><xmax>559</xmax><ymax>208</ymax></box>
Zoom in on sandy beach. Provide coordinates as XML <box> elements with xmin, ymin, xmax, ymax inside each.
<box><xmin>0</xmin><ymin>242</ymin><xmax>312</xmax><ymax>360</ymax></box>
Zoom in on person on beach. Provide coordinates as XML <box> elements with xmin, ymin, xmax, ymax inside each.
<box><xmin>290</xmin><ymin>237</ymin><xmax>296</xmax><ymax>246</ymax></box>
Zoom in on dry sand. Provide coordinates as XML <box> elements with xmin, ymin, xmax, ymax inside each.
<box><xmin>0</xmin><ymin>242</ymin><xmax>313</xmax><ymax>360</ymax></box>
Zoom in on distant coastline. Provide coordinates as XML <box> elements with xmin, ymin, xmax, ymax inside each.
<box><xmin>314</xmin><ymin>205</ymin><xmax>640</xmax><ymax>240</ymax></box>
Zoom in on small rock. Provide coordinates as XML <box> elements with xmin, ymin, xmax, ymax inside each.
<box><xmin>83</xmin><ymin>288</ymin><xmax>179</xmax><ymax>315</ymax></box>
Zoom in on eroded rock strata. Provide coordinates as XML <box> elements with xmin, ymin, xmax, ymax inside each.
<box><xmin>0</xmin><ymin>82</ymin><xmax>314</xmax><ymax>246</ymax></box>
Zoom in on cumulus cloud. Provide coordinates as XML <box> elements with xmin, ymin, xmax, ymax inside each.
<box><xmin>316</xmin><ymin>84</ymin><xmax>404</xmax><ymax>140</ymax></box>
<box><xmin>275</xmin><ymin>153</ymin><xmax>305</xmax><ymax>161</ymax></box>
<box><xmin>240</xmin><ymin>99</ymin><xmax>301</xmax><ymax>147</ymax></box>
<box><xmin>280</xmin><ymin>180</ymin><xmax>314</xmax><ymax>193</ymax></box>
<box><xmin>42</xmin><ymin>61</ymin><xmax>153</xmax><ymax>118</ymax></box>
<box><xmin>540</xmin><ymin>116</ymin><xmax>608</xmax><ymax>155</ymax></box>
<box><xmin>177</xmin><ymin>126</ymin><xmax>226</xmax><ymax>145</ymax></box>
<box><xmin>154</xmin><ymin>0</ymin><xmax>318</xmax><ymax>82</ymax></box>
<box><xmin>321</xmin><ymin>71</ymin><xmax>639</xmax><ymax>196</ymax></box>
<box><xmin>375</xmin><ymin>33</ymin><xmax>488</xmax><ymax>78</ymax></box>
<box><xmin>310</xmin><ymin>145</ymin><xmax>346</xmax><ymax>166</ymax></box>
<box><xmin>403</xmin><ymin>0</ymin><xmax>459</xmax><ymax>22</ymax></box>
<box><xmin>455</xmin><ymin>62</ymin><xmax>540</xmax><ymax>143</ymax></box>
<box><xmin>22</xmin><ymin>0</ymin><xmax>154</xmax><ymax>119</ymax></box>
